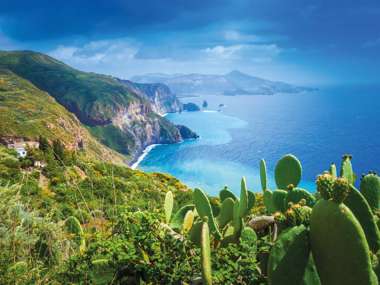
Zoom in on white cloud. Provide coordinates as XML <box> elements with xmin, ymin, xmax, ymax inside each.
<box><xmin>47</xmin><ymin>38</ymin><xmax>290</xmax><ymax>81</ymax></box>
<box><xmin>223</xmin><ymin>30</ymin><xmax>259</xmax><ymax>42</ymax></box>
<box><xmin>202</xmin><ymin>44</ymin><xmax>281</xmax><ymax>62</ymax></box>
<box><xmin>49</xmin><ymin>38</ymin><xmax>139</xmax><ymax>66</ymax></box>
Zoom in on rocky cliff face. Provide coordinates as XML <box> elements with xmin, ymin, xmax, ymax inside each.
<box><xmin>120</xmin><ymin>80</ymin><xmax>182</xmax><ymax>114</ymax></box>
<box><xmin>112</xmin><ymin>101</ymin><xmax>182</xmax><ymax>158</ymax></box>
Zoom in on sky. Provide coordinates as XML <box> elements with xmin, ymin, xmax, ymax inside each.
<box><xmin>0</xmin><ymin>0</ymin><xmax>379</xmax><ymax>85</ymax></box>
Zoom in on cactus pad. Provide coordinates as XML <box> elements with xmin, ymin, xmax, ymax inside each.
<box><xmin>310</xmin><ymin>199</ymin><xmax>378</xmax><ymax>285</ymax></box>
<box><xmin>275</xmin><ymin>154</ymin><xmax>302</xmax><ymax>189</ymax></box>
<box><xmin>360</xmin><ymin>173</ymin><xmax>380</xmax><ymax>211</ymax></box>
<box><xmin>260</xmin><ymin>159</ymin><xmax>268</xmax><ymax>191</ymax></box>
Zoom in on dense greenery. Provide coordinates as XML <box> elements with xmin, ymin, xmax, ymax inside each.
<box><xmin>1</xmin><ymin>141</ymin><xmax>380</xmax><ymax>284</ymax></box>
<box><xmin>0</xmin><ymin>68</ymin><xmax>125</xmax><ymax>163</ymax></box>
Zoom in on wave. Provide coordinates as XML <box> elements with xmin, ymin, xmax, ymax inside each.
<box><xmin>131</xmin><ymin>144</ymin><xmax>160</xmax><ymax>169</ymax></box>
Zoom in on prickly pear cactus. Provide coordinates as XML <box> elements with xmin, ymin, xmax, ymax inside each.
<box><xmin>182</xmin><ymin>210</ymin><xmax>195</xmax><ymax>234</ymax></box>
<box><xmin>275</xmin><ymin>201</ymin><xmax>312</xmax><ymax>227</ymax></box>
<box><xmin>310</xmin><ymin>178</ymin><xmax>378</xmax><ymax>285</ymax></box>
<box><xmin>239</xmin><ymin>177</ymin><xmax>249</xmax><ymax>218</ymax></box>
<box><xmin>340</xmin><ymin>154</ymin><xmax>355</xmax><ymax>184</ymax></box>
<box><xmin>247</xmin><ymin>191</ymin><xmax>256</xmax><ymax>212</ymax></box>
<box><xmin>217</xmin><ymin>197</ymin><xmax>235</xmax><ymax>229</ymax></box>
<box><xmin>360</xmin><ymin>172</ymin><xmax>380</xmax><ymax>212</ymax></box>
<box><xmin>268</xmin><ymin>225</ymin><xmax>319</xmax><ymax>285</ymax></box>
<box><xmin>272</xmin><ymin>189</ymin><xmax>288</xmax><ymax>212</ymax></box>
<box><xmin>65</xmin><ymin>216</ymin><xmax>86</xmax><ymax>253</ymax></box>
<box><xmin>260</xmin><ymin>159</ymin><xmax>268</xmax><ymax>191</ymax></box>
<box><xmin>316</xmin><ymin>173</ymin><xmax>335</xmax><ymax>200</ymax></box>
<box><xmin>219</xmin><ymin>186</ymin><xmax>237</xmax><ymax>202</ymax></box>
<box><xmin>170</xmin><ymin>204</ymin><xmax>195</xmax><ymax>230</ymax></box>
<box><xmin>164</xmin><ymin>191</ymin><xmax>174</xmax><ymax>224</ymax></box>
<box><xmin>200</xmin><ymin>221</ymin><xmax>212</xmax><ymax>285</ymax></box>
<box><xmin>264</xmin><ymin>190</ymin><xmax>276</xmax><ymax>214</ymax></box>
<box><xmin>275</xmin><ymin>154</ymin><xmax>302</xmax><ymax>189</ymax></box>
<box><xmin>189</xmin><ymin>221</ymin><xmax>203</xmax><ymax>246</ymax></box>
<box><xmin>329</xmin><ymin>163</ymin><xmax>337</xmax><ymax>178</ymax></box>
<box><xmin>344</xmin><ymin>185</ymin><xmax>380</xmax><ymax>253</ymax></box>
<box><xmin>285</xmin><ymin>185</ymin><xmax>316</xmax><ymax>207</ymax></box>
<box><xmin>193</xmin><ymin>188</ymin><xmax>222</xmax><ymax>239</ymax></box>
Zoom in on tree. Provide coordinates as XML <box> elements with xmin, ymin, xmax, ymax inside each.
<box><xmin>52</xmin><ymin>140</ymin><xmax>65</xmax><ymax>162</ymax></box>
<box><xmin>39</xmin><ymin>136</ymin><xmax>50</xmax><ymax>152</ymax></box>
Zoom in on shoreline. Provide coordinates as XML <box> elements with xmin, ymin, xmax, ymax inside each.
<box><xmin>130</xmin><ymin>144</ymin><xmax>160</xmax><ymax>170</ymax></box>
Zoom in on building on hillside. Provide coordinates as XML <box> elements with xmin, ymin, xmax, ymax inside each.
<box><xmin>15</xmin><ymin>147</ymin><xmax>27</xmax><ymax>158</ymax></box>
<box><xmin>1</xmin><ymin>137</ymin><xmax>40</xmax><ymax>158</ymax></box>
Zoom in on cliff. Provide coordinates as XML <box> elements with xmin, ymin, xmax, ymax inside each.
<box><xmin>0</xmin><ymin>50</ymin><xmax>192</xmax><ymax>162</ymax></box>
<box><xmin>119</xmin><ymin>80</ymin><xmax>182</xmax><ymax>115</ymax></box>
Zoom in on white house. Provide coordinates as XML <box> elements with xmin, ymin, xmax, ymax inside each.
<box><xmin>15</xmin><ymin>147</ymin><xmax>27</xmax><ymax>158</ymax></box>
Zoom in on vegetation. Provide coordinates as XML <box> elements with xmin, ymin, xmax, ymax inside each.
<box><xmin>0</xmin><ymin>51</ymin><xmax>184</xmax><ymax>157</ymax></box>
<box><xmin>1</xmin><ymin>139</ymin><xmax>380</xmax><ymax>284</ymax></box>
<box><xmin>0</xmin><ymin>68</ymin><xmax>125</xmax><ymax>163</ymax></box>
<box><xmin>1</xmin><ymin>58</ymin><xmax>380</xmax><ymax>283</ymax></box>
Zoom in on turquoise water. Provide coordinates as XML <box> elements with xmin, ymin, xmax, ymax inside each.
<box><xmin>139</xmin><ymin>86</ymin><xmax>380</xmax><ymax>196</ymax></box>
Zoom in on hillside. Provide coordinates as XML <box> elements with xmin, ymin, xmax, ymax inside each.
<box><xmin>0</xmin><ymin>68</ymin><xmax>124</xmax><ymax>163</ymax></box>
<box><xmin>132</xmin><ymin>70</ymin><xmax>315</xmax><ymax>96</ymax></box>
<box><xmin>0</xmin><ymin>51</ymin><xmax>187</xmax><ymax>159</ymax></box>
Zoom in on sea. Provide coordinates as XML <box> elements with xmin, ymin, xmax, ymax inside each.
<box><xmin>137</xmin><ymin>85</ymin><xmax>380</xmax><ymax>196</ymax></box>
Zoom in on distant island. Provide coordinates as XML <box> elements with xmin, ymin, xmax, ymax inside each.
<box><xmin>183</xmin><ymin>102</ymin><xmax>201</xmax><ymax>112</ymax></box>
<box><xmin>132</xmin><ymin>70</ymin><xmax>317</xmax><ymax>97</ymax></box>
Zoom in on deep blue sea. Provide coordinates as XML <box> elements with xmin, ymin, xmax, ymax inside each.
<box><xmin>139</xmin><ymin>86</ymin><xmax>380</xmax><ymax>196</ymax></box>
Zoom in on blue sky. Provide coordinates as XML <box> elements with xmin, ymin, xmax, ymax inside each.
<box><xmin>0</xmin><ymin>0</ymin><xmax>379</xmax><ymax>85</ymax></box>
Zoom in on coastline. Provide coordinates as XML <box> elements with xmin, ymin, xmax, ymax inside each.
<box><xmin>130</xmin><ymin>144</ymin><xmax>160</xmax><ymax>169</ymax></box>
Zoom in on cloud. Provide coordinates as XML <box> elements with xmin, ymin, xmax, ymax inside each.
<box><xmin>202</xmin><ymin>44</ymin><xmax>281</xmax><ymax>62</ymax></box>
<box><xmin>223</xmin><ymin>30</ymin><xmax>259</xmax><ymax>42</ymax></box>
<box><xmin>49</xmin><ymin>38</ymin><xmax>139</xmax><ymax>66</ymax></box>
<box><xmin>47</xmin><ymin>38</ymin><xmax>299</xmax><ymax>82</ymax></box>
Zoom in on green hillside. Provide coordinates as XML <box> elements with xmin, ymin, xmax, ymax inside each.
<box><xmin>0</xmin><ymin>68</ymin><xmax>125</xmax><ymax>163</ymax></box>
<box><xmin>0</xmin><ymin>51</ymin><xmax>140</xmax><ymax>125</ymax></box>
<box><xmin>0</xmin><ymin>51</ymin><xmax>182</xmax><ymax>158</ymax></box>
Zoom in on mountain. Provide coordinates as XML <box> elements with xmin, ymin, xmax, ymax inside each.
<box><xmin>132</xmin><ymin>70</ymin><xmax>315</xmax><ymax>96</ymax></box>
<box><xmin>0</xmin><ymin>68</ymin><xmax>124</xmax><ymax>163</ymax></box>
<box><xmin>0</xmin><ymin>51</ymin><xmax>190</xmax><ymax>161</ymax></box>
<box><xmin>118</xmin><ymin>79</ymin><xmax>182</xmax><ymax>114</ymax></box>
